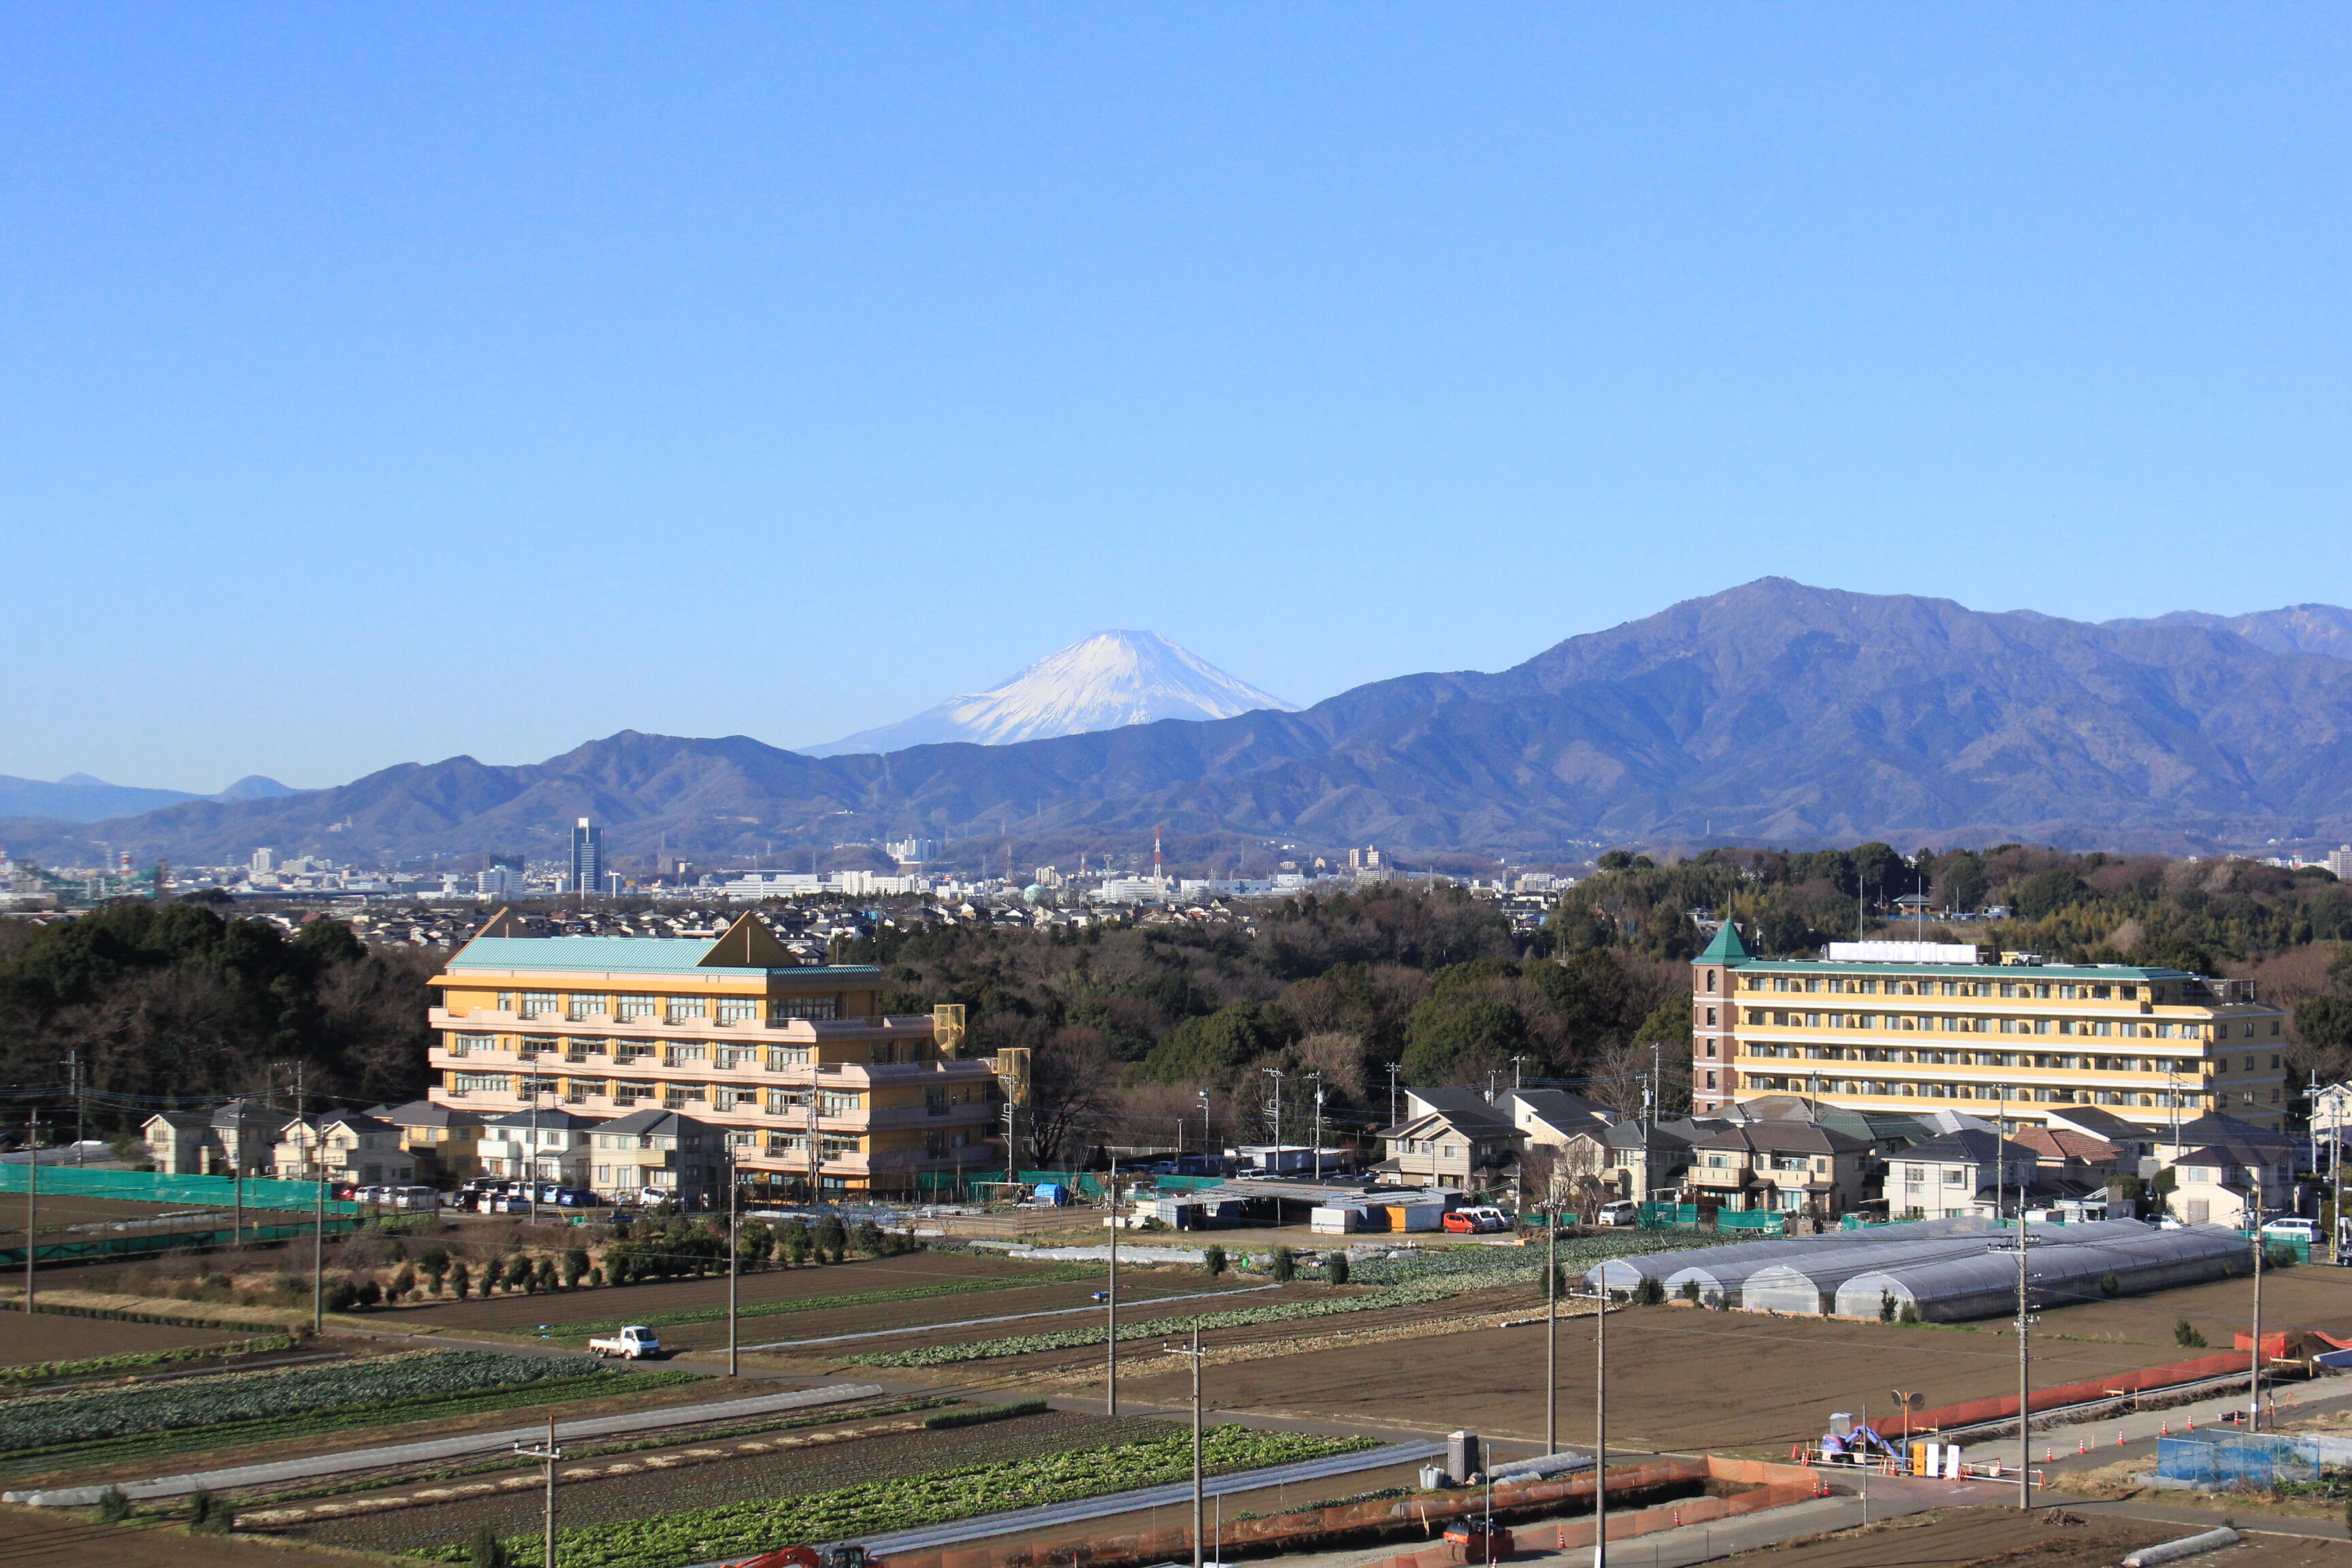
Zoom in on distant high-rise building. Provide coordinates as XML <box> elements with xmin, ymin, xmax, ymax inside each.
<box><xmin>476</xmin><ymin>865</ymin><xmax>519</xmax><ymax>900</ymax></box>
<box><xmin>570</xmin><ymin>819</ymin><xmax>602</xmax><ymax>896</ymax></box>
<box><xmin>250</xmin><ymin>847</ymin><xmax>276</xmax><ymax>874</ymax></box>
<box><xmin>886</xmin><ymin>836</ymin><xmax>939</xmax><ymax>867</ymax></box>
<box><xmin>2330</xmin><ymin>845</ymin><xmax>2352</xmax><ymax>881</ymax></box>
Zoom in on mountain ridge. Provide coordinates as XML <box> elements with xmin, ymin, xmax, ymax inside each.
<box><xmin>12</xmin><ymin>581</ymin><xmax>2352</xmax><ymax>864</ymax></box>
<box><xmin>802</xmin><ymin>630</ymin><xmax>1294</xmax><ymax>755</ymax></box>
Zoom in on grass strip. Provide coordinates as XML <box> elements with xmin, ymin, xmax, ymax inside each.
<box><xmin>414</xmin><ymin>1424</ymin><xmax>1374</xmax><ymax>1568</ymax></box>
<box><xmin>847</xmin><ymin>1282</ymin><xmax>1470</xmax><ymax>1367</ymax></box>
<box><xmin>534</xmin><ymin>1266</ymin><xmax>1095</xmax><ymax>1341</ymax></box>
<box><xmin>0</xmin><ymin>1335</ymin><xmax>299</xmax><ymax>1386</ymax></box>
<box><xmin>922</xmin><ymin>1399</ymin><xmax>1048</xmax><ymax>1430</ymax></box>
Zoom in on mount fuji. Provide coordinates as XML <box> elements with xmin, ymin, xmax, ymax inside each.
<box><xmin>802</xmin><ymin>630</ymin><xmax>1296</xmax><ymax>755</ymax></box>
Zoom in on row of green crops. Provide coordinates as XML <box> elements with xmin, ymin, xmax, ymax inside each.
<box><xmin>847</xmin><ymin>1282</ymin><xmax>1469</xmax><ymax>1367</ymax></box>
<box><xmin>419</xmin><ymin>1425</ymin><xmax>1373</xmax><ymax>1568</ymax></box>
<box><xmin>0</xmin><ymin>1350</ymin><xmax>615</xmax><ymax>1455</ymax></box>
<box><xmin>1342</xmin><ymin>1232</ymin><xmax>1690</xmax><ymax>1286</ymax></box>
<box><xmin>551</xmin><ymin>1265</ymin><xmax>1094</xmax><ymax>1341</ymax></box>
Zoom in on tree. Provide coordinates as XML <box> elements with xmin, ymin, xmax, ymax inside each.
<box><xmin>468</xmin><ymin>1524</ymin><xmax>512</xmax><ymax>1568</ymax></box>
<box><xmin>1202</xmin><ymin>1244</ymin><xmax>1226</xmax><ymax>1276</ymax></box>
<box><xmin>1026</xmin><ymin>1026</ymin><xmax>1120</xmax><ymax>1167</ymax></box>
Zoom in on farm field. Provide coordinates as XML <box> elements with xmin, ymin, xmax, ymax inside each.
<box><xmin>1</xmin><ymin>1359</ymin><xmax>742</xmax><ymax>1490</ymax></box>
<box><xmin>0</xmin><ymin>1503</ymin><xmax>359</xmax><ymax>1568</ymax></box>
<box><xmin>376</xmin><ymin>1249</ymin><xmax>1094</xmax><ymax>1333</ymax></box>
<box><xmin>2023</xmin><ymin>1264</ymin><xmax>2352</xmax><ymax>1345</ymax></box>
<box><xmin>0</xmin><ymin>1311</ymin><xmax>267</xmax><ymax>1367</ymax></box>
<box><xmin>1112</xmin><ymin>1301</ymin><xmax>2206</xmax><ymax>1454</ymax></box>
<box><xmin>276</xmin><ymin>1405</ymin><xmax>1177</xmax><ymax>1555</ymax></box>
<box><xmin>1703</xmin><ymin>1507</ymin><xmax>2314</xmax><ymax>1567</ymax></box>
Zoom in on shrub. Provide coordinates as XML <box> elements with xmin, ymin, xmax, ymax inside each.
<box><xmin>534</xmin><ymin>1258</ymin><xmax>557</xmax><ymax>1294</ymax></box>
<box><xmin>355</xmin><ymin>1279</ymin><xmax>382</xmax><ymax>1309</ymax></box>
<box><xmin>923</xmin><ymin>1399</ymin><xmax>1049</xmax><ymax>1429</ymax></box>
<box><xmin>815</xmin><ymin>1214</ymin><xmax>847</xmax><ymax>1262</ymax></box>
<box><xmin>1633</xmin><ymin>1277</ymin><xmax>1665</xmax><ymax>1307</ymax></box>
<box><xmin>95</xmin><ymin>1486</ymin><xmax>131</xmax><ymax>1522</ymax></box>
<box><xmin>1203</xmin><ymin>1245</ymin><xmax>1226</xmax><ymax>1277</ymax></box>
<box><xmin>2100</xmin><ymin>1272</ymin><xmax>2121</xmax><ymax>1298</ymax></box>
<box><xmin>1879</xmin><ymin>1290</ymin><xmax>1896</xmax><ymax>1324</ymax></box>
<box><xmin>780</xmin><ymin>1224</ymin><xmax>811</xmax><ymax>1265</ymax></box>
<box><xmin>1271</xmin><ymin>1247</ymin><xmax>1296</xmax><ymax>1284</ymax></box>
<box><xmin>853</xmin><ymin>1220</ymin><xmax>885</xmax><ymax>1257</ymax></box>
<box><xmin>2267</xmin><ymin>1243</ymin><xmax>2300</xmax><ymax>1271</ymax></box>
<box><xmin>323</xmin><ymin>1278</ymin><xmax>361</xmax><ymax>1313</ymax></box>
<box><xmin>1679</xmin><ymin>1278</ymin><xmax>1699</xmax><ymax>1303</ymax></box>
<box><xmin>504</xmin><ymin>1256</ymin><xmax>533</xmax><ymax>1293</ymax></box>
<box><xmin>450</xmin><ymin>1262</ymin><xmax>472</xmax><ymax>1298</ymax></box>
<box><xmin>562</xmin><ymin>1248</ymin><xmax>590</xmax><ymax>1288</ymax></box>
<box><xmin>390</xmin><ymin>1265</ymin><xmax>416</xmax><ymax>1300</ymax></box>
<box><xmin>187</xmin><ymin>1488</ymin><xmax>227</xmax><ymax>1533</ymax></box>
<box><xmin>1324</xmin><ymin>1253</ymin><xmax>1350</xmax><ymax>1286</ymax></box>
<box><xmin>468</xmin><ymin>1522</ymin><xmax>511</xmax><ymax>1568</ymax></box>
<box><xmin>1897</xmin><ymin>1303</ymin><xmax>1919</xmax><ymax>1325</ymax></box>
<box><xmin>2176</xmin><ymin>1318</ymin><xmax>2208</xmax><ymax>1348</ymax></box>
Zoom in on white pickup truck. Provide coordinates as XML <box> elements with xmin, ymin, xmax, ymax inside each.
<box><xmin>587</xmin><ymin>1325</ymin><xmax>662</xmax><ymax>1360</ymax></box>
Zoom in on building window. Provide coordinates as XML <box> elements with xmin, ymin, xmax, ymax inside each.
<box><xmin>715</xmin><ymin>998</ymin><xmax>757</xmax><ymax>1024</ymax></box>
<box><xmin>771</xmin><ymin>997</ymin><xmax>838</xmax><ymax>1022</ymax></box>
<box><xmin>567</xmin><ymin>994</ymin><xmax>604</xmax><ymax>1022</ymax></box>
<box><xmin>452</xmin><ymin>1073</ymin><xmax>510</xmax><ymax>1096</ymax></box>
<box><xmin>665</xmin><ymin>1044</ymin><xmax>706</xmax><ymax>1067</ymax></box>
<box><xmin>520</xmin><ymin>992</ymin><xmax>558</xmax><ymax>1018</ymax></box>
<box><xmin>768</xmin><ymin>1047</ymin><xmax>811</xmax><ymax>1069</ymax></box>
<box><xmin>666</xmin><ymin>997</ymin><xmax>706</xmax><ymax>1024</ymax></box>
<box><xmin>616</xmin><ymin>994</ymin><xmax>657</xmax><ymax>1020</ymax></box>
<box><xmin>451</xmin><ymin>1033</ymin><xmax>495</xmax><ymax>1056</ymax></box>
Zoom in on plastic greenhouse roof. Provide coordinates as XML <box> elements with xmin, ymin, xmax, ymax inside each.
<box><xmin>1833</xmin><ymin>1225</ymin><xmax>2243</xmax><ymax>1321</ymax></box>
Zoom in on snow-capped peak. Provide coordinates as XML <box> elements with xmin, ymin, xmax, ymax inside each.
<box><xmin>803</xmin><ymin>631</ymin><xmax>1296</xmax><ymax>755</ymax></box>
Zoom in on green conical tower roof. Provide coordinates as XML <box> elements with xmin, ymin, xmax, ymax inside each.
<box><xmin>1697</xmin><ymin>921</ymin><xmax>1752</xmax><ymax>964</ymax></box>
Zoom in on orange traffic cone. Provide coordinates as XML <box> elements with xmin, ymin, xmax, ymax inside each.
<box><xmin>2161</xmin><ymin>1420</ymin><xmax>2170</xmax><ymax>1436</ymax></box>
<box><xmin>2077</xmin><ymin>1437</ymin><xmax>2086</xmax><ymax>1454</ymax></box>
<box><xmin>2117</xmin><ymin>1429</ymin><xmax>2125</xmax><ymax>1447</ymax></box>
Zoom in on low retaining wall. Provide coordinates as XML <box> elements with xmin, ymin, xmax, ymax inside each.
<box><xmin>877</xmin><ymin>1457</ymin><xmax>1819</xmax><ymax>1568</ymax></box>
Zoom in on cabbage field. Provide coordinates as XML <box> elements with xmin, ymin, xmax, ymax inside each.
<box><xmin>419</xmin><ymin>1424</ymin><xmax>1372</xmax><ymax>1568</ymax></box>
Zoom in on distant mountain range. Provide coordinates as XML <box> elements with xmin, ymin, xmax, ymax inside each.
<box><xmin>803</xmin><ymin>630</ymin><xmax>1294</xmax><ymax>755</ymax></box>
<box><xmin>12</xmin><ymin>581</ymin><xmax>2352</xmax><ymax>866</ymax></box>
<box><xmin>0</xmin><ymin>772</ymin><xmax>298</xmax><ymax>826</ymax></box>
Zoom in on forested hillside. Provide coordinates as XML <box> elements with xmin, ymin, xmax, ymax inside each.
<box><xmin>14</xmin><ymin>843</ymin><xmax>2352</xmax><ymax>1153</ymax></box>
<box><xmin>0</xmin><ymin>904</ymin><xmax>439</xmax><ymax>1128</ymax></box>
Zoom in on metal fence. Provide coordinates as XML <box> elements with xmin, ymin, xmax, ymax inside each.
<box><xmin>0</xmin><ymin>1164</ymin><xmax>358</xmax><ymax>1214</ymax></box>
<box><xmin>2156</xmin><ymin>1432</ymin><xmax>2352</xmax><ymax>1488</ymax></box>
<box><xmin>1637</xmin><ymin>1203</ymin><xmax>1788</xmax><ymax>1232</ymax></box>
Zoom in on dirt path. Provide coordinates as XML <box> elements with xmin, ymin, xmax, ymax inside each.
<box><xmin>1700</xmin><ymin>1506</ymin><xmax>2309</xmax><ymax>1567</ymax></box>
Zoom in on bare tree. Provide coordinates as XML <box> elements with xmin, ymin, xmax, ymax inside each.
<box><xmin>1025</xmin><ymin>1026</ymin><xmax>1120</xmax><ymax>1169</ymax></box>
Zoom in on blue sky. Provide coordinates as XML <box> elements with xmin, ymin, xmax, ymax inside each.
<box><xmin>4</xmin><ymin>7</ymin><xmax>2349</xmax><ymax>790</ymax></box>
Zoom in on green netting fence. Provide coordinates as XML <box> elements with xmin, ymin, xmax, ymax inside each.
<box><xmin>0</xmin><ymin>1218</ymin><xmax>361</xmax><ymax>1268</ymax></box>
<box><xmin>0</xmin><ymin>1164</ymin><xmax>359</xmax><ymax>1214</ymax></box>
<box><xmin>1637</xmin><ymin>1202</ymin><xmax>1788</xmax><ymax>1233</ymax></box>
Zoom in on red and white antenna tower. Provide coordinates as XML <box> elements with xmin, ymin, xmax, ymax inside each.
<box><xmin>1154</xmin><ymin>826</ymin><xmax>1163</xmax><ymax>881</ymax></box>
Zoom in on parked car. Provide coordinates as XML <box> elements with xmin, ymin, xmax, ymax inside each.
<box><xmin>1595</xmin><ymin>1200</ymin><xmax>1639</xmax><ymax>1227</ymax></box>
<box><xmin>1441</xmin><ymin>1205</ymin><xmax>1514</xmax><ymax>1235</ymax></box>
<box><xmin>2260</xmin><ymin>1216</ymin><xmax>2320</xmax><ymax>1243</ymax></box>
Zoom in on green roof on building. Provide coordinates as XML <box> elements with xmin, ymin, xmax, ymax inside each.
<box><xmin>445</xmin><ymin>935</ymin><xmax>878</xmax><ymax>979</ymax></box>
<box><xmin>1696</xmin><ymin>923</ymin><xmax>1753</xmax><ymax>964</ymax></box>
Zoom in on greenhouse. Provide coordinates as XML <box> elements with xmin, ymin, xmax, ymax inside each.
<box><xmin>1592</xmin><ymin>1216</ymin><xmax>2171</xmax><ymax>1307</ymax></box>
<box><xmin>1831</xmin><ymin>1224</ymin><xmax>2247</xmax><ymax>1322</ymax></box>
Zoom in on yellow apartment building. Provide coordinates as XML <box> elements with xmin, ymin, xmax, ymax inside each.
<box><xmin>1689</xmin><ymin>926</ymin><xmax>2289</xmax><ymax>1132</ymax></box>
<box><xmin>425</xmin><ymin>911</ymin><xmax>1007</xmax><ymax>1197</ymax></box>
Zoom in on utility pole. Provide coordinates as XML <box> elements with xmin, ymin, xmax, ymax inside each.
<box><xmin>514</xmin><ymin>1414</ymin><xmax>564</xmax><ymax>1568</ymax></box>
<box><xmin>1989</xmin><ymin>1228</ymin><xmax>2042</xmax><ymax>1508</ymax></box>
<box><xmin>1002</xmin><ymin>1100</ymin><xmax>1017</xmax><ymax>1190</ymax></box>
<box><xmin>1163</xmin><ymin>1325</ymin><xmax>1206</xmax><ymax>1568</ymax></box>
<box><xmin>1106</xmin><ymin>1156</ymin><xmax>1120</xmax><ymax>1416</ymax></box>
<box><xmin>1387</xmin><ymin>1062</ymin><xmax>1400</xmax><ymax>1131</ymax></box>
<box><xmin>23</xmin><ymin>1109</ymin><xmax>41</xmax><ymax>1315</ymax></box>
<box><xmin>727</xmin><ymin>1149</ymin><xmax>740</xmax><ymax>1377</ymax></box>
<box><xmin>1197</xmin><ymin>1090</ymin><xmax>1211</xmax><ymax>1162</ymax></box>
<box><xmin>1310</xmin><ymin>1077</ymin><xmax>1325</xmax><ymax>1181</ymax></box>
<box><xmin>1261</xmin><ymin>1067</ymin><xmax>1285</xmax><ymax>1156</ymax></box>
<box><xmin>2250</xmin><ymin>1203</ymin><xmax>2267</xmax><ymax>1433</ymax></box>
<box><xmin>61</xmin><ymin>1051</ymin><xmax>82</xmax><ymax>1163</ymax></box>
<box><xmin>1545</xmin><ymin>1183</ymin><xmax>1559</xmax><ymax>1455</ymax></box>
<box><xmin>810</xmin><ymin>1093</ymin><xmax>823</xmax><ymax>1203</ymax></box>
<box><xmin>1590</xmin><ymin>1281</ymin><xmax>1608</xmax><ymax>1567</ymax></box>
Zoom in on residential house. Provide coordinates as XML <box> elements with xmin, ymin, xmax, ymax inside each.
<box><xmin>140</xmin><ymin>1098</ymin><xmax>293</xmax><ymax>1176</ymax></box>
<box><xmin>1376</xmin><ymin>1088</ymin><xmax>1521</xmax><ymax>1192</ymax></box>
<box><xmin>2151</xmin><ymin>1112</ymin><xmax>2298</xmax><ymax>1225</ymax></box>
<box><xmin>272</xmin><ymin>1111</ymin><xmax>416</xmax><ymax>1188</ymax></box>
<box><xmin>369</xmin><ymin>1100</ymin><xmax>487</xmax><ymax>1183</ymax></box>
<box><xmin>478</xmin><ymin>1108</ymin><xmax>597</xmax><ymax>1188</ymax></box>
<box><xmin>1685</xmin><ymin>1121</ymin><xmax>1872</xmax><ymax>1217</ymax></box>
<box><xmin>1885</xmin><ymin>1129</ymin><xmax>2038</xmax><ymax>1220</ymax></box>
<box><xmin>589</xmin><ymin>1107</ymin><xmax>720</xmax><ymax>1203</ymax></box>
